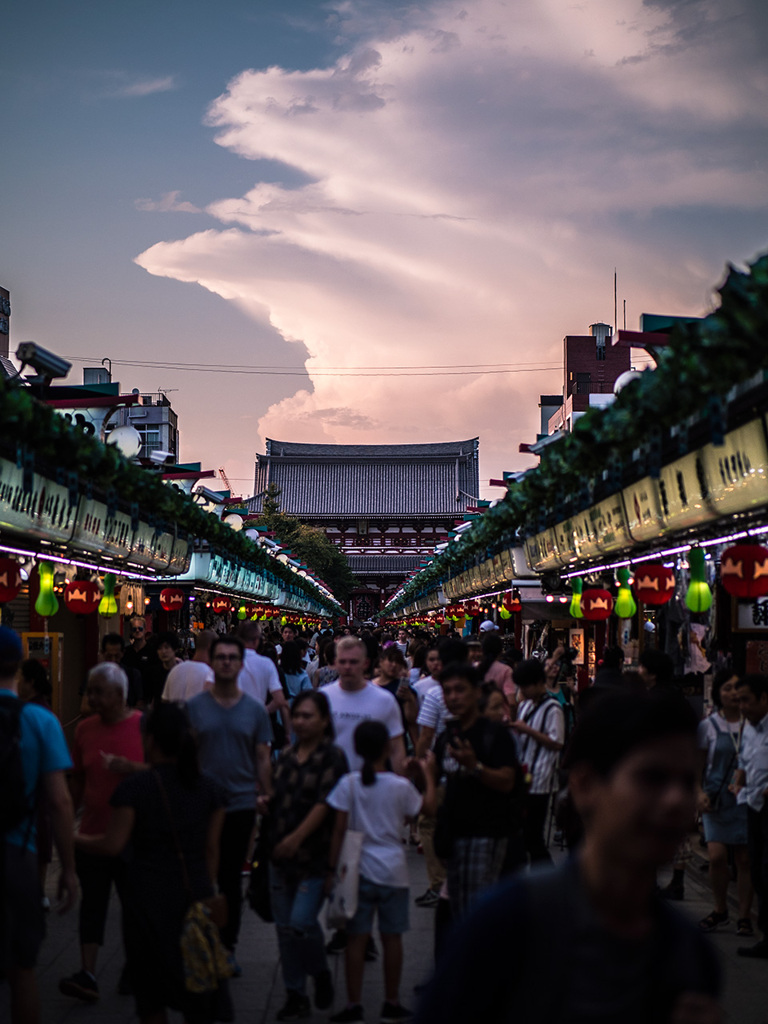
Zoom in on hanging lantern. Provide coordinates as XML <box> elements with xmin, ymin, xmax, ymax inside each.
<box><xmin>505</xmin><ymin>588</ymin><xmax>522</xmax><ymax>614</ymax></box>
<box><xmin>569</xmin><ymin>578</ymin><xmax>583</xmax><ymax>619</ymax></box>
<box><xmin>211</xmin><ymin>596</ymin><xmax>230</xmax><ymax>614</ymax></box>
<box><xmin>720</xmin><ymin>544</ymin><xmax>768</xmax><ymax>598</ymax></box>
<box><xmin>63</xmin><ymin>579</ymin><xmax>101</xmax><ymax>615</ymax></box>
<box><xmin>634</xmin><ymin>563</ymin><xmax>676</xmax><ymax>605</ymax></box>
<box><xmin>499</xmin><ymin>605</ymin><xmax>511</xmax><ymax>619</ymax></box>
<box><xmin>685</xmin><ymin>547</ymin><xmax>712</xmax><ymax>613</ymax></box>
<box><xmin>614</xmin><ymin>567</ymin><xmax>637</xmax><ymax>619</ymax></box>
<box><xmin>581</xmin><ymin>588</ymin><xmax>614</xmax><ymax>621</ymax></box>
<box><xmin>0</xmin><ymin>558</ymin><xmax>22</xmax><ymax>604</ymax></box>
<box><xmin>98</xmin><ymin>574</ymin><xmax>118</xmax><ymax>617</ymax></box>
<box><xmin>34</xmin><ymin>561</ymin><xmax>59</xmax><ymax>618</ymax></box>
<box><xmin>159</xmin><ymin>587</ymin><xmax>185</xmax><ymax>612</ymax></box>
<box><xmin>464</xmin><ymin>601</ymin><xmax>480</xmax><ymax>617</ymax></box>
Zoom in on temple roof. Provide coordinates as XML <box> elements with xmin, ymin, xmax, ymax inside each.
<box><xmin>249</xmin><ymin>438</ymin><xmax>480</xmax><ymax>518</ymax></box>
<box><xmin>264</xmin><ymin>439</ymin><xmax>478</xmax><ymax>460</ymax></box>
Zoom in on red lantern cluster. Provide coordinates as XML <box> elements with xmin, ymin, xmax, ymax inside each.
<box><xmin>0</xmin><ymin>558</ymin><xmax>22</xmax><ymax>604</ymax></box>
<box><xmin>63</xmin><ymin>579</ymin><xmax>101</xmax><ymax>615</ymax></box>
<box><xmin>633</xmin><ymin>563</ymin><xmax>675</xmax><ymax>606</ymax></box>
<box><xmin>463</xmin><ymin>601</ymin><xmax>480</xmax><ymax>617</ymax></box>
<box><xmin>581</xmin><ymin>588</ymin><xmax>614</xmax><ymax>621</ymax></box>
<box><xmin>160</xmin><ymin>587</ymin><xmax>185</xmax><ymax>612</ymax></box>
<box><xmin>720</xmin><ymin>544</ymin><xmax>768</xmax><ymax>599</ymax></box>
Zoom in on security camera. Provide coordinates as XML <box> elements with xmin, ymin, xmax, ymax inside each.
<box><xmin>16</xmin><ymin>342</ymin><xmax>72</xmax><ymax>381</ymax></box>
<box><xmin>149</xmin><ymin>449</ymin><xmax>175</xmax><ymax>464</ymax></box>
<box><xmin>193</xmin><ymin>485</ymin><xmax>226</xmax><ymax>505</ymax></box>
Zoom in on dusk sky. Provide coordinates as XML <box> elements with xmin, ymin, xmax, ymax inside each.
<box><xmin>4</xmin><ymin>0</ymin><xmax>768</xmax><ymax>499</ymax></box>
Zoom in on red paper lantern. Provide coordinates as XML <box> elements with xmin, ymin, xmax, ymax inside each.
<box><xmin>633</xmin><ymin>563</ymin><xmax>676</xmax><ymax>606</ymax></box>
<box><xmin>581</xmin><ymin>588</ymin><xmax>614</xmax><ymax>621</ymax></box>
<box><xmin>160</xmin><ymin>587</ymin><xmax>186</xmax><ymax>612</ymax></box>
<box><xmin>211</xmin><ymin>597</ymin><xmax>230</xmax><ymax>614</ymax></box>
<box><xmin>720</xmin><ymin>544</ymin><xmax>768</xmax><ymax>598</ymax></box>
<box><xmin>243</xmin><ymin>602</ymin><xmax>257</xmax><ymax>618</ymax></box>
<box><xmin>63</xmin><ymin>579</ymin><xmax>101</xmax><ymax>615</ymax></box>
<box><xmin>503</xmin><ymin>590</ymin><xmax>522</xmax><ymax>613</ymax></box>
<box><xmin>464</xmin><ymin>601</ymin><xmax>480</xmax><ymax>617</ymax></box>
<box><xmin>0</xmin><ymin>558</ymin><xmax>22</xmax><ymax>604</ymax></box>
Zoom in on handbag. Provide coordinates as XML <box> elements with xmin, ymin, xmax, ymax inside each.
<box><xmin>246</xmin><ymin>826</ymin><xmax>274</xmax><ymax>922</ymax></box>
<box><xmin>152</xmin><ymin>770</ymin><xmax>232</xmax><ymax>992</ymax></box>
<box><xmin>326</xmin><ymin>778</ymin><xmax>365</xmax><ymax>929</ymax></box>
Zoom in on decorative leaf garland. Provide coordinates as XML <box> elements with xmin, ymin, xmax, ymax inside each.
<box><xmin>0</xmin><ymin>378</ymin><xmax>341</xmax><ymax>613</ymax></box>
<box><xmin>387</xmin><ymin>252</ymin><xmax>768</xmax><ymax>613</ymax></box>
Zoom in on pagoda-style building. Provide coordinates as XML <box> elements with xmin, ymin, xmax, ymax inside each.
<box><xmin>247</xmin><ymin>439</ymin><xmax>480</xmax><ymax>619</ymax></box>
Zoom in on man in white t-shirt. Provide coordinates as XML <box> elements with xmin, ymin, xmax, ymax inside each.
<box><xmin>323</xmin><ymin>637</ymin><xmax>406</xmax><ymax>774</ymax></box>
<box><xmin>161</xmin><ymin>629</ymin><xmax>216</xmax><ymax>702</ymax></box>
<box><xmin>511</xmin><ymin>658</ymin><xmax>565</xmax><ymax>865</ymax></box>
<box><xmin>236</xmin><ymin>621</ymin><xmax>289</xmax><ymax>718</ymax></box>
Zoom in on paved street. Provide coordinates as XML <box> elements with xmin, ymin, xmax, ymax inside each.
<box><xmin>3</xmin><ymin>840</ymin><xmax>767</xmax><ymax>1023</ymax></box>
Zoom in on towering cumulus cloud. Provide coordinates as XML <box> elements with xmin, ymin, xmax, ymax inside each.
<box><xmin>135</xmin><ymin>0</ymin><xmax>768</xmax><ymax>483</ymax></box>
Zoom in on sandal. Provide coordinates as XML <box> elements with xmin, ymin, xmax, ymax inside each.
<box><xmin>699</xmin><ymin>911</ymin><xmax>729</xmax><ymax>932</ymax></box>
<box><xmin>737</xmin><ymin>918</ymin><xmax>754</xmax><ymax>937</ymax></box>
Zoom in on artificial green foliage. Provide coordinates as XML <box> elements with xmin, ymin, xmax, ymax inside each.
<box><xmin>386</xmin><ymin>252</ymin><xmax>768</xmax><ymax>614</ymax></box>
<box><xmin>0</xmin><ymin>379</ymin><xmax>342</xmax><ymax>614</ymax></box>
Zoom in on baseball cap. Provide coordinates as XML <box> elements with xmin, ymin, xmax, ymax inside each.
<box><xmin>479</xmin><ymin>619</ymin><xmax>497</xmax><ymax>633</ymax></box>
<box><xmin>0</xmin><ymin>625</ymin><xmax>23</xmax><ymax>663</ymax></box>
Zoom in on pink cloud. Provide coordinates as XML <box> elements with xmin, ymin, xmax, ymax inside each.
<box><xmin>135</xmin><ymin>0</ymin><xmax>768</xmax><ymax>494</ymax></box>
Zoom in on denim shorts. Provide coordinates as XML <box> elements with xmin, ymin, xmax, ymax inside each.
<box><xmin>347</xmin><ymin>875</ymin><xmax>410</xmax><ymax>936</ymax></box>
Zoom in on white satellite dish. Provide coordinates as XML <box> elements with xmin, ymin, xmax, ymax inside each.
<box><xmin>106</xmin><ymin>425</ymin><xmax>142</xmax><ymax>458</ymax></box>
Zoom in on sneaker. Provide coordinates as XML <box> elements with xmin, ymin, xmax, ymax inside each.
<box><xmin>365</xmin><ymin>936</ymin><xmax>378</xmax><ymax>962</ymax></box>
<box><xmin>314</xmin><ymin>969</ymin><xmax>334</xmax><ymax>1010</ymax></box>
<box><xmin>276</xmin><ymin>992</ymin><xmax>311</xmax><ymax>1020</ymax></box>
<box><xmin>414</xmin><ymin>888</ymin><xmax>439</xmax><ymax>908</ymax></box>
<box><xmin>330</xmin><ymin>1006</ymin><xmax>364</xmax><ymax>1023</ymax></box>
<box><xmin>380</xmin><ymin>1002</ymin><xmax>413</xmax><ymax>1023</ymax></box>
<box><xmin>737</xmin><ymin>940</ymin><xmax>768</xmax><ymax>959</ymax></box>
<box><xmin>59</xmin><ymin>970</ymin><xmax>99</xmax><ymax>1002</ymax></box>
<box><xmin>326</xmin><ymin>929</ymin><xmax>347</xmax><ymax>954</ymax></box>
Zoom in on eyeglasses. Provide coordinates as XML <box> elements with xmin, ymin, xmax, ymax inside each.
<box><xmin>132</xmin><ymin>626</ymin><xmax>145</xmax><ymax>634</ymax></box>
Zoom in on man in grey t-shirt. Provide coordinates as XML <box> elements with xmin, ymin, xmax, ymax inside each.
<box><xmin>187</xmin><ymin>635</ymin><xmax>273</xmax><ymax>954</ymax></box>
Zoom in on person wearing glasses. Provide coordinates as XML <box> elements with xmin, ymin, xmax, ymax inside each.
<box><xmin>186</xmin><ymin>635</ymin><xmax>274</xmax><ymax>966</ymax></box>
<box><xmin>121</xmin><ymin>617</ymin><xmax>152</xmax><ymax>708</ymax></box>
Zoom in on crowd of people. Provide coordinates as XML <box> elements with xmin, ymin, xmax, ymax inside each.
<box><xmin>2</xmin><ymin>615</ymin><xmax>768</xmax><ymax>1024</ymax></box>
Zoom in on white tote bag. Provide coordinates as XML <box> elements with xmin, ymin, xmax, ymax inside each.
<box><xmin>326</xmin><ymin>780</ymin><xmax>365</xmax><ymax>929</ymax></box>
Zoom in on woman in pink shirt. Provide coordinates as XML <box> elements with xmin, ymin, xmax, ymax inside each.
<box><xmin>59</xmin><ymin>662</ymin><xmax>145</xmax><ymax>1003</ymax></box>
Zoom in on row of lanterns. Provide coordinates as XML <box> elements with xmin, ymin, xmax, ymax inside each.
<box><xmin>568</xmin><ymin>543</ymin><xmax>768</xmax><ymax>621</ymax></box>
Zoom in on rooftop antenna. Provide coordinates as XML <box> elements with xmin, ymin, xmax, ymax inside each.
<box><xmin>614</xmin><ymin>269</ymin><xmax>618</xmax><ymax>337</ymax></box>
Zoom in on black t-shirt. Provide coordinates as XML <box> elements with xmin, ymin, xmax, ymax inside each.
<box><xmin>435</xmin><ymin>716</ymin><xmax>520</xmax><ymax>838</ymax></box>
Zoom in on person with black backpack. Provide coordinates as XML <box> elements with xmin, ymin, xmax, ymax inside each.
<box><xmin>0</xmin><ymin>625</ymin><xmax>77</xmax><ymax>1024</ymax></box>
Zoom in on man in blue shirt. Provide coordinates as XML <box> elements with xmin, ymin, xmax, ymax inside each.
<box><xmin>0</xmin><ymin>626</ymin><xmax>77</xmax><ymax>1023</ymax></box>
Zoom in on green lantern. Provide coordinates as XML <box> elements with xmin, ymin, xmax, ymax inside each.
<box><xmin>499</xmin><ymin>605</ymin><xmax>511</xmax><ymax>619</ymax></box>
<box><xmin>569</xmin><ymin>578</ymin><xmax>583</xmax><ymax>619</ymax></box>
<box><xmin>35</xmin><ymin>561</ymin><xmax>59</xmax><ymax>618</ymax></box>
<box><xmin>685</xmin><ymin>547</ymin><xmax>712</xmax><ymax>613</ymax></box>
<box><xmin>615</xmin><ymin>567</ymin><xmax>637</xmax><ymax>619</ymax></box>
<box><xmin>98</xmin><ymin>574</ymin><xmax>118</xmax><ymax>617</ymax></box>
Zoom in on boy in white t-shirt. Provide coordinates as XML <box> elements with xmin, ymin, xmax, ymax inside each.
<box><xmin>327</xmin><ymin>721</ymin><xmax>435</xmax><ymax>1024</ymax></box>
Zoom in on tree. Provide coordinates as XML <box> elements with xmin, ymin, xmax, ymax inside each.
<box><xmin>257</xmin><ymin>486</ymin><xmax>356</xmax><ymax>602</ymax></box>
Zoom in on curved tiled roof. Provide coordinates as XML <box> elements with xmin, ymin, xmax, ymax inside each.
<box><xmin>250</xmin><ymin>438</ymin><xmax>480</xmax><ymax>517</ymax></box>
<box><xmin>264</xmin><ymin>439</ymin><xmax>478</xmax><ymax>459</ymax></box>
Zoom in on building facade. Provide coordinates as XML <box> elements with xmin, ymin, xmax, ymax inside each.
<box><xmin>247</xmin><ymin>438</ymin><xmax>480</xmax><ymax>617</ymax></box>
